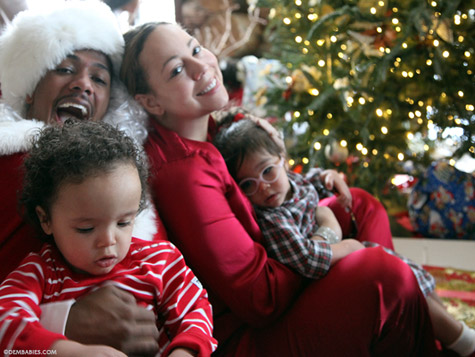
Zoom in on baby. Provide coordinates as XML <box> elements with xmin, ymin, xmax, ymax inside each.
<box><xmin>0</xmin><ymin>120</ymin><xmax>217</xmax><ymax>356</ymax></box>
<box><xmin>214</xmin><ymin>111</ymin><xmax>475</xmax><ymax>356</ymax></box>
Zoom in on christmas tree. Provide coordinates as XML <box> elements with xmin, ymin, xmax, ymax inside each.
<box><xmin>250</xmin><ymin>0</ymin><xmax>474</xmax><ymax>208</ymax></box>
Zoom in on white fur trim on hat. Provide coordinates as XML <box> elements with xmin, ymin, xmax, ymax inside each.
<box><xmin>0</xmin><ymin>0</ymin><xmax>124</xmax><ymax>117</ymax></box>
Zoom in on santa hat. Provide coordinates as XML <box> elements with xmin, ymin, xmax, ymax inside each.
<box><xmin>0</xmin><ymin>0</ymin><xmax>124</xmax><ymax>117</ymax></box>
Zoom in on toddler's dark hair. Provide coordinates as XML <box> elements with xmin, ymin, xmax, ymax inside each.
<box><xmin>20</xmin><ymin>119</ymin><xmax>149</xmax><ymax>239</ymax></box>
<box><xmin>213</xmin><ymin>109</ymin><xmax>284</xmax><ymax>179</ymax></box>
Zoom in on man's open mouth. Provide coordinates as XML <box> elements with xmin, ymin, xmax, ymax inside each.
<box><xmin>56</xmin><ymin>102</ymin><xmax>90</xmax><ymax>122</ymax></box>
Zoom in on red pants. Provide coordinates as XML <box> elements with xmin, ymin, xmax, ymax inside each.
<box><xmin>321</xmin><ymin>187</ymin><xmax>395</xmax><ymax>250</ymax></box>
<box><xmin>229</xmin><ymin>247</ymin><xmax>438</xmax><ymax>356</ymax></box>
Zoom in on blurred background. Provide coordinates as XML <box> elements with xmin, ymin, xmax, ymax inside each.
<box><xmin>1</xmin><ymin>0</ymin><xmax>474</xmax><ymax>241</ymax></box>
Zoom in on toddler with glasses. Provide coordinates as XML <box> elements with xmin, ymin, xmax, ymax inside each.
<box><xmin>235</xmin><ymin>147</ymin><xmax>343</xmax><ymax>246</ymax></box>
<box><xmin>214</xmin><ymin>112</ymin><xmax>403</xmax><ymax>274</ymax></box>
<box><xmin>214</xmin><ymin>111</ymin><xmax>475</xmax><ymax>356</ymax></box>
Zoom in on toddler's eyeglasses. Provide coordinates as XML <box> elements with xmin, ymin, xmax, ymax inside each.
<box><xmin>238</xmin><ymin>157</ymin><xmax>284</xmax><ymax>196</ymax></box>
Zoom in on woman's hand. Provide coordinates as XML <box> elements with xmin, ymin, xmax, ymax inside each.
<box><xmin>320</xmin><ymin>169</ymin><xmax>352</xmax><ymax>210</ymax></box>
<box><xmin>247</xmin><ymin>115</ymin><xmax>286</xmax><ymax>152</ymax></box>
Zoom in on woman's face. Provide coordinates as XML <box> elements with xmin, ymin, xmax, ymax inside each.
<box><xmin>136</xmin><ymin>24</ymin><xmax>229</xmax><ymax>121</ymax></box>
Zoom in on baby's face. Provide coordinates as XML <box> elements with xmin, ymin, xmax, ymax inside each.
<box><xmin>37</xmin><ymin>163</ymin><xmax>141</xmax><ymax>275</ymax></box>
<box><xmin>236</xmin><ymin>150</ymin><xmax>291</xmax><ymax>208</ymax></box>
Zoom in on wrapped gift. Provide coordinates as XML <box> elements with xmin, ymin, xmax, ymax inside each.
<box><xmin>408</xmin><ymin>161</ymin><xmax>475</xmax><ymax>239</ymax></box>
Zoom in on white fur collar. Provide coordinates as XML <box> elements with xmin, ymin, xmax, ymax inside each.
<box><xmin>0</xmin><ymin>103</ymin><xmax>44</xmax><ymax>155</ymax></box>
<box><xmin>133</xmin><ymin>205</ymin><xmax>159</xmax><ymax>241</ymax></box>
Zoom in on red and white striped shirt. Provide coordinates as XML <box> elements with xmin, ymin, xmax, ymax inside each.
<box><xmin>0</xmin><ymin>238</ymin><xmax>217</xmax><ymax>356</ymax></box>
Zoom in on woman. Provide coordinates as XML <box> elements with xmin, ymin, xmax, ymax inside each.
<box><xmin>120</xmin><ymin>22</ymin><xmax>439</xmax><ymax>356</ymax></box>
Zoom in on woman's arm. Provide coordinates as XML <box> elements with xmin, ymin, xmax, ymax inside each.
<box><xmin>148</xmin><ymin>144</ymin><xmax>304</xmax><ymax>327</ymax></box>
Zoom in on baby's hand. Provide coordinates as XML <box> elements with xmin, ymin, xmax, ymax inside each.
<box><xmin>320</xmin><ymin>169</ymin><xmax>352</xmax><ymax>210</ymax></box>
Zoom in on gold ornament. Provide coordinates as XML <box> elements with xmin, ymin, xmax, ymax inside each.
<box><xmin>325</xmin><ymin>140</ymin><xmax>349</xmax><ymax>163</ymax></box>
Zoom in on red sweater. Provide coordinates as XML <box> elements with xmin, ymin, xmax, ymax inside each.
<box><xmin>0</xmin><ymin>238</ymin><xmax>217</xmax><ymax>355</ymax></box>
<box><xmin>145</xmin><ymin>119</ymin><xmax>305</xmax><ymax>347</ymax></box>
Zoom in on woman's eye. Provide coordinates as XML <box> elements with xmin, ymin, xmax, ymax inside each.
<box><xmin>192</xmin><ymin>46</ymin><xmax>202</xmax><ymax>56</ymax></box>
<box><xmin>171</xmin><ymin>65</ymin><xmax>183</xmax><ymax>78</ymax></box>
<box><xmin>118</xmin><ymin>221</ymin><xmax>131</xmax><ymax>228</ymax></box>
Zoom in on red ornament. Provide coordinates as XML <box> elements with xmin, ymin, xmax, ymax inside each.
<box><xmin>282</xmin><ymin>88</ymin><xmax>292</xmax><ymax>100</ymax></box>
<box><xmin>292</xmin><ymin>164</ymin><xmax>304</xmax><ymax>174</ymax></box>
<box><xmin>233</xmin><ymin>112</ymin><xmax>246</xmax><ymax>122</ymax></box>
<box><xmin>362</xmin><ymin>25</ymin><xmax>397</xmax><ymax>49</ymax></box>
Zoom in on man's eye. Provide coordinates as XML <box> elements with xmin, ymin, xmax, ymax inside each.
<box><xmin>55</xmin><ymin>67</ymin><xmax>74</xmax><ymax>74</ymax></box>
<box><xmin>192</xmin><ymin>46</ymin><xmax>202</xmax><ymax>56</ymax></box>
<box><xmin>92</xmin><ymin>76</ymin><xmax>108</xmax><ymax>86</ymax></box>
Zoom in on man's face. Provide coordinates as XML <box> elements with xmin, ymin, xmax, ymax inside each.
<box><xmin>26</xmin><ymin>50</ymin><xmax>111</xmax><ymax>124</ymax></box>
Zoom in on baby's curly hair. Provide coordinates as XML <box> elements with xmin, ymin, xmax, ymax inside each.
<box><xmin>20</xmin><ymin>119</ymin><xmax>149</xmax><ymax>239</ymax></box>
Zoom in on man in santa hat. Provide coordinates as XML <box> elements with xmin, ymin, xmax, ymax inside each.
<box><xmin>0</xmin><ymin>1</ymin><xmax>159</xmax><ymax>355</ymax></box>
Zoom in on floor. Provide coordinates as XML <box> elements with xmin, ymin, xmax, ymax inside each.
<box><xmin>393</xmin><ymin>238</ymin><xmax>475</xmax><ymax>330</ymax></box>
<box><xmin>393</xmin><ymin>238</ymin><xmax>475</xmax><ymax>271</ymax></box>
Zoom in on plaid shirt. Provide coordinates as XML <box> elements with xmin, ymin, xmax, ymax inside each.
<box><xmin>255</xmin><ymin>171</ymin><xmax>435</xmax><ymax>296</ymax></box>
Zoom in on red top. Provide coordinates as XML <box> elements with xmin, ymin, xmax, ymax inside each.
<box><xmin>145</xmin><ymin>118</ymin><xmax>304</xmax><ymax>344</ymax></box>
<box><xmin>0</xmin><ymin>152</ymin><xmax>44</xmax><ymax>282</ymax></box>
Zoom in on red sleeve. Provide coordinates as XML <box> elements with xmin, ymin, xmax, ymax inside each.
<box><xmin>146</xmin><ymin>131</ymin><xmax>304</xmax><ymax>327</ymax></box>
<box><xmin>0</xmin><ymin>251</ymin><xmax>67</xmax><ymax>351</ymax></box>
<box><xmin>157</xmin><ymin>243</ymin><xmax>217</xmax><ymax>356</ymax></box>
